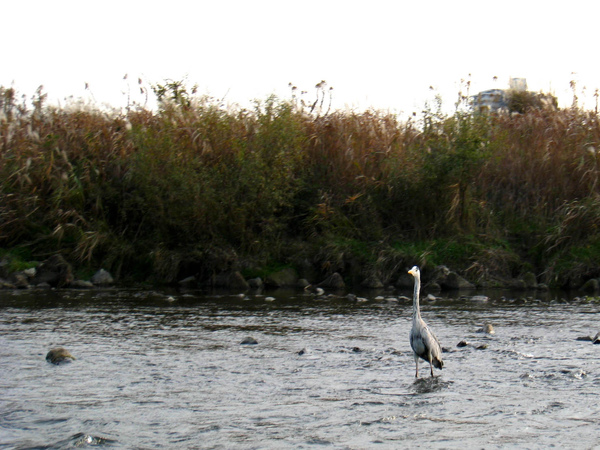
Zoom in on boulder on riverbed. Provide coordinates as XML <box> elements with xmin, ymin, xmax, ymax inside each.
<box><xmin>428</xmin><ymin>265</ymin><xmax>475</xmax><ymax>290</ymax></box>
<box><xmin>441</xmin><ymin>271</ymin><xmax>475</xmax><ymax>290</ymax></box>
<box><xmin>477</xmin><ymin>323</ymin><xmax>495</xmax><ymax>335</ymax></box>
<box><xmin>32</xmin><ymin>254</ymin><xmax>73</xmax><ymax>288</ymax></box>
<box><xmin>91</xmin><ymin>269</ymin><xmax>114</xmax><ymax>286</ymax></box>
<box><xmin>247</xmin><ymin>277</ymin><xmax>263</xmax><ymax>289</ymax></box>
<box><xmin>46</xmin><ymin>347</ymin><xmax>76</xmax><ymax>365</ymax></box>
<box><xmin>265</xmin><ymin>268</ymin><xmax>298</xmax><ymax>288</ymax></box>
<box><xmin>521</xmin><ymin>272</ymin><xmax>538</xmax><ymax>289</ymax></box>
<box><xmin>318</xmin><ymin>272</ymin><xmax>345</xmax><ymax>289</ymax></box>
<box><xmin>580</xmin><ymin>278</ymin><xmax>600</xmax><ymax>294</ymax></box>
<box><xmin>9</xmin><ymin>272</ymin><xmax>29</xmax><ymax>289</ymax></box>
<box><xmin>178</xmin><ymin>275</ymin><xmax>197</xmax><ymax>288</ymax></box>
<box><xmin>396</xmin><ymin>272</ymin><xmax>414</xmax><ymax>289</ymax></box>
<box><xmin>361</xmin><ymin>274</ymin><xmax>384</xmax><ymax>289</ymax></box>
<box><xmin>70</xmin><ymin>279</ymin><xmax>94</xmax><ymax>289</ymax></box>
<box><xmin>212</xmin><ymin>271</ymin><xmax>249</xmax><ymax>290</ymax></box>
<box><xmin>456</xmin><ymin>340</ymin><xmax>488</xmax><ymax>350</ymax></box>
<box><xmin>576</xmin><ymin>332</ymin><xmax>600</xmax><ymax>344</ymax></box>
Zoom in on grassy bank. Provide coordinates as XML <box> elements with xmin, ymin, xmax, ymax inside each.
<box><xmin>1</xmin><ymin>83</ymin><xmax>599</xmax><ymax>288</ymax></box>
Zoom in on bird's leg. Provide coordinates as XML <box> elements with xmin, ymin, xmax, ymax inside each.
<box><xmin>428</xmin><ymin>356</ymin><xmax>434</xmax><ymax>377</ymax></box>
<box><xmin>414</xmin><ymin>357</ymin><xmax>419</xmax><ymax>378</ymax></box>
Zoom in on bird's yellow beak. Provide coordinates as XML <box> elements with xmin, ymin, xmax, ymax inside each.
<box><xmin>408</xmin><ymin>268</ymin><xmax>416</xmax><ymax>276</ymax></box>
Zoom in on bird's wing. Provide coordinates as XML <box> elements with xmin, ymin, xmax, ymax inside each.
<box><xmin>421</xmin><ymin>324</ymin><xmax>442</xmax><ymax>357</ymax></box>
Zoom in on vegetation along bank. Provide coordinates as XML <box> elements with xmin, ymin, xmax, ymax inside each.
<box><xmin>1</xmin><ymin>81</ymin><xmax>600</xmax><ymax>291</ymax></box>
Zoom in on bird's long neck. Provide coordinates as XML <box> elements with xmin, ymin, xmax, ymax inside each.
<box><xmin>413</xmin><ymin>275</ymin><xmax>422</xmax><ymax>320</ymax></box>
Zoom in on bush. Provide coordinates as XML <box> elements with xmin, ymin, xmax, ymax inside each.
<box><xmin>1</xmin><ymin>81</ymin><xmax>600</xmax><ymax>286</ymax></box>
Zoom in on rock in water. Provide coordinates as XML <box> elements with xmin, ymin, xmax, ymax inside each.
<box><xmin>476</xmin><ymin>323</ymin><xmax>495</xmax><ymax>334</ymax></box>
<box><xmin>46</xmin><ymin>348</ymin><xmax>76</xmax><ymax>365</ymax></box>
<box><xmin>361</xmin><ymin>275</ymin><xmax>383</xmax><ymax>289</ymax></box>
<box><xmin>265</xmin><ymin>268</ymin><xmax>298</xmax><ymax>288</ymax></box>
<box><xmin>213</xmin><ymin>271</ymin><xmax>249</xmax><ymax>290</ymax></box>
<box><xmin>33</xmin><ymin>254</ymin><xmax>74</xmax><ymax>287</ymax></box>
<box><xmin>442</xmin><ymin>271</ymin><xmax>475</xmax><ymax>290</ymax></box>
<box><xmin>318</xmin><ymin>272</ymin><xmax>345</xmax><ymax>289</ymax></box>
<box><xmin>247</xmin><ymin>277</ymin><xmax>263</xmax><ymax>289</ymax></box>
<box><xmin>580</xmin><ymin>278</ymin><xmax>600</xmax><ymax>294</ymax></box>
<box><xmin>91</xmin><ymin>269</ymin><xmax>114</xmax><ymax>286</ymax></box>
<box><xmin>521</xmin><ymin>272</ymin><xmax>538</xmax><ymax>289</ymax></box>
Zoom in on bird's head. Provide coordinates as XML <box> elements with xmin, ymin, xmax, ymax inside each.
<box><xmin>408</xmin><ymin>266</ymin><xmax>420</xmax><ymax>278</ymax></box>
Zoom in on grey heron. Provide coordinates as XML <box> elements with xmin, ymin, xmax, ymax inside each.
<box><xmin>408</xmin><ymin>266</ymin><xmax>443</xmax><ymax>377</ymax></box>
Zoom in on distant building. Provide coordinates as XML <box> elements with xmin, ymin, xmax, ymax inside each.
<box><xmin>471</xmin><ymin>77</ymin><xmax>556</xmax><ymax>113</ymax></box>
<box><xmin>508</xmin><ymin>77</ymin><xmax>528</xmax><ymax>91</ymax></box>
<box><xmin>471</xmin><ymin>89</ymin><xmax>508</xmax><ymax>113</ymax></box>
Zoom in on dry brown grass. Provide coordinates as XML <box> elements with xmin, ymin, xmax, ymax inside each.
<box><xmin>2</xmin><ymin>82</ymin><xmax>600</xmax><ymax>285</ymax></box>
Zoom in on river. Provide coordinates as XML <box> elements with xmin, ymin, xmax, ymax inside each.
<box><xmin>1</xmin><ymin>287</ymin><xmax>599</xmax><ymax>448</ymax></box>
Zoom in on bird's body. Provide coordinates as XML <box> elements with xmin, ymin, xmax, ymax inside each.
<box><xmin>408</xmin><ymin>266</ymin><xmax>443</xmax><ymax>377</ymax></box>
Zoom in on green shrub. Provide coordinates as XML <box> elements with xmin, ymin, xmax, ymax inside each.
<box><xmin>1</xmin><ymin>81</ymin><xmax>600</xmax><ymax>285</ymax></box>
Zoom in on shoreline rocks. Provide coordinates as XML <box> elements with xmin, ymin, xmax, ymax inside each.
<box><xmin>265</xmin><ymin>268</ymin><xmax>299</xmax><ymax>288</ymax></box>
<box><xmin>32</xmin><ymin>254</ymin><xmax>73</xmax><ymax>288</ymax></box>
<box><xmin>0</xmin><ymin>253</ymin><xmax>598</xmax><ymax>294</ymax></box>
<box><xmin>0</xmin><ymin>255</ymin><xmax>115</xmax><ymax>290</ymax></box>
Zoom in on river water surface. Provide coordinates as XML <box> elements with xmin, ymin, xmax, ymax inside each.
<box><xmin>1</xmin><ymin>287</ymin><xmax>600</xmax><ymax>448</ymax></box>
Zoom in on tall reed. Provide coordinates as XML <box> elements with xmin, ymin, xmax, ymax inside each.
<box><xmin>1</xmin><ymin>82</ymin><xmax>599</xmax><ymax>286</ymax></box>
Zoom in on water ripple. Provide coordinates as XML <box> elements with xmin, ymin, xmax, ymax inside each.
<box><xmin>1</xmin><ymin>289</ymin><xmax>599</xmax><ymax>448</ymax></box>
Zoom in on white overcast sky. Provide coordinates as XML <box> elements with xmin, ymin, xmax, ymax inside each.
<box><xmin>3</xmin><ymin>0</ymin><xmax>600</xmax><ymax>115</ymax></box>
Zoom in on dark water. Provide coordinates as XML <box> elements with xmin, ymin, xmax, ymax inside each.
<box><xmin>1</xmin><ymin>287</ymin><xmax>600</xmax><ymax>449</ymax></box>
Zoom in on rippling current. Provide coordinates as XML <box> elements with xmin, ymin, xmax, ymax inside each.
<box><xmin>1</xmin><ymin>287</ymin><xmax>600</xmax><ymax>449</ymax></box>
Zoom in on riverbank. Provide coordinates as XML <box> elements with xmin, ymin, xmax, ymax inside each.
<box><xmin>1</xmin><ymin>83</ymin><xmax>600</xmax><ymax>289</ymax></box>
<box><xmin>2</xmin><ymin>250</ymin><xmax>600</xmax><ymax>297</ymax></box>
